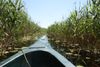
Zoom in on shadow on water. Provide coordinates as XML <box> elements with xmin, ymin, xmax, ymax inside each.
<box><xmin>49</xmin><ymin>40</ymin><xmax>100</xmax><ymax>67</ymax></box>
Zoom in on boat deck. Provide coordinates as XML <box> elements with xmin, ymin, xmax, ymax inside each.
<box><xmin>0</xmin><ymin>36</ymin><xmax>75</xmax><ymax>67</ymax></box>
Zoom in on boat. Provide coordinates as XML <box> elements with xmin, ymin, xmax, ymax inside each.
<box><xmin>0</xmin><ymin>36</ymin><xmax>75</xmax><ymax>67</ymax></box>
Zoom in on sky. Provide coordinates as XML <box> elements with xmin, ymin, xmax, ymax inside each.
<box><xmin>23</xmin><ymin>0</ymin><xmax>87</xmax><ymax>28</ymax></box>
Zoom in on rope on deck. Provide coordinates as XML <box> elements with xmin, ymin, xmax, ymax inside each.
<box><xmin>21</xmin><ymin>49</ymin><xmax>31</xmax><ymax>67</ymax></box>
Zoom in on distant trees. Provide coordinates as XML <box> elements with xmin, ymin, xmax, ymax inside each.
<box><xmin>0</xmin><ymin>0</ymin><xmax>43</xmax><ymax>56</ymax></box>
<box><xmin>47</xmin><ymin>0</ymin><xmax>100</xmax><ymax>49</ymax></box>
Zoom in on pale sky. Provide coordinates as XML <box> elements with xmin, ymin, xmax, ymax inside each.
<box><xmin>23</xmin><ymin>0</ymin><xmax>87</xmax><ymax>28</ymax></box>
